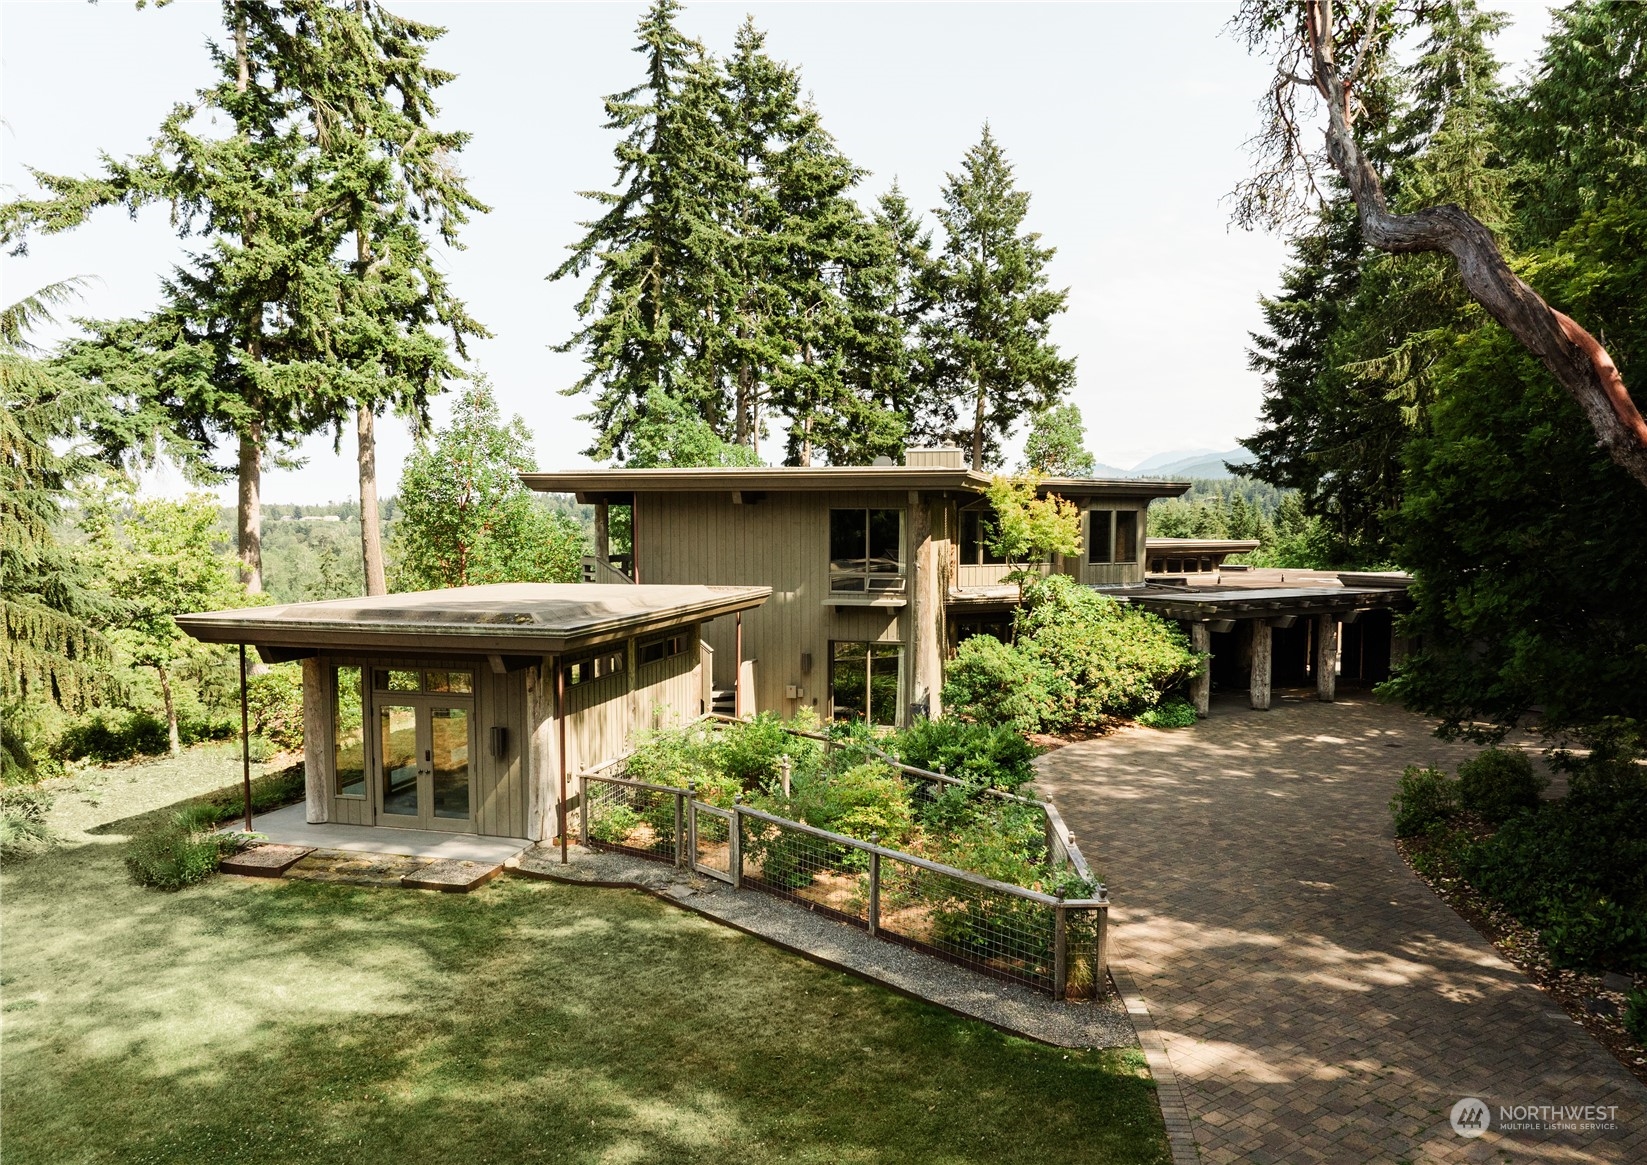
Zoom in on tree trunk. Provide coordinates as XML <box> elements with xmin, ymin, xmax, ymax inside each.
<box><xmin>1302</xmin><ymin>0</ymin><xmax>1647</xmax><ymax>492</ymax></box>
<box><xmin>156</xmin><ymin>664</ymin><xmax>180</xmax><ymax>756</ymax></box>
<box><xmin>970</xmin><ymin>369</ymin><xmax>986</xmax><ymax>472</ymax></box>
<box><xmin>238</xmin><ymin>421</ymin><xmax>262</xmax><ymax>594</ymax></box>
<box><xmin>357</xmin><ymin>405</ymin><xmax>387</xmax><ymax>595</ymax></box>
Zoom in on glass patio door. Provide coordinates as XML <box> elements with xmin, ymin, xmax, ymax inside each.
<box><xmin>377</xmin><ymin>698</ymin><xmax>474</xmax><ymax>832</ymax></box>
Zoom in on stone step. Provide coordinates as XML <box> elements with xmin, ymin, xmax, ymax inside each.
<box><xmin>401</xmin><ymin>858</ymin><xmax>504</xmax><ymax>893</ymax></box>
<box><xmin>220</xmin><ymin>844</ymin><xmax>314</xmax><ymax>878</ymax></box>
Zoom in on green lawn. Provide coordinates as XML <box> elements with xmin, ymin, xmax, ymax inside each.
<box><xmin>1</xmin><ymin>752</ymin><xmax>1168</xmax><ymax>1165</ymax></box>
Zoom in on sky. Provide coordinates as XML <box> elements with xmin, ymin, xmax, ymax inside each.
<box><xmin>1</xmin><ymin>1</ymin><xmax>1556</xmax><ymax>504</ymax></box>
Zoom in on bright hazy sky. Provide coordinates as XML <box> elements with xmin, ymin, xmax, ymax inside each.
<box><xmin>1</xmin><ymin>1</ymin><xmax>1555</xmax><ymax>504</ymax></box>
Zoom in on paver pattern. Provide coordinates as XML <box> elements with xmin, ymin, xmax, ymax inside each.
<box><xmin>1035</xmin><ymin>692</ymin><xmax>1647</xmax><ymax>1164</ymax></box>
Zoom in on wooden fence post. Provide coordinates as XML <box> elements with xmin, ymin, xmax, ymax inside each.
<box><xmin>674</xmin><ymin>791</ymin><xmax>685</xmax><ymax>868</ymax></box>
<box><xmin>730</xmin><ymin>797</ymin><xmax>743</xmax><ymax>889</ymax></box>
<box><xmin>868</xmin><ymin>833</ymin><xmax>881</xmax><ymax>937</ymax></box>
<box><xmin>1053</xmin><ymin>897</ymin><xmax>1068</xmax><ymax>1001</ymax></box>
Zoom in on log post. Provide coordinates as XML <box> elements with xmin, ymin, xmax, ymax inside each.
<box><xmin>1189</xmin><ymin>622</ymin><xmax>1212</xmax><ymax>718</ymax></box>
<box><xmin>1314</xmin><ymin>614</ymin><xmax>1339</xmax><ymax>703</ymax></box>
<box><xmin>1249</xmin><ymin>621</ymin><xmax>1273</xmax><ymax>711</ymax></box>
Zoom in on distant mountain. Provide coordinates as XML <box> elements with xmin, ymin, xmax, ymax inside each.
<box><xmin>1129</xmin><ymin>448</ymin><xmax>1253</xmax><ymax>479</ymax></box>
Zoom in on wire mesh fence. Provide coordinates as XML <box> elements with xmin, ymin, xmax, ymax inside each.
<box><xmin>578</xmin><ymin>723</ymin><xmax>1109</xmax><ymax>1000</ymax></box>
<box><xmin>581</xmin><ymin>774</ymin><xmax>685</xmax><ymax>865</ymax></box>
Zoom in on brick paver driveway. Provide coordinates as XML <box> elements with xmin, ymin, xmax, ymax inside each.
<box><xmin>1035</xmin><ymin>692</ymin><xmax>1647</xmax><ymax>1164</ymax></box>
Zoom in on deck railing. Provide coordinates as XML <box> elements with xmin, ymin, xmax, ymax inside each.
<box><xmin>577</xmin><ymin>719</ymin><xmax>1107</xmax><ymax>1000</ymax></box>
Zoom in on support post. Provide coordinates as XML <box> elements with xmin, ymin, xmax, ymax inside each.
<box><xmin>239</xmin><ymin>644</ymin><xmax>253</xmax><ymax>833</ymax></box>
<box><xmin>1189</xmin><ymin>622</ymin><xmax>1212</xmax><ymax>717</ymax></box>
<box><xmin>1053</xmin><ymin>899</ymin><xmax>1068</xmax><ymax>1002</ymax></box>
<box><xmin>1315</xmin><ymin>614</ymin><xmax>1339</xmax><ymax>703</ymax></box>
<box><xmin>1096</xmin><ymin>900</ymin><xmax>1109</xmax><ymax>979</ymax></box>
<box><xmin>579</xmin><ymin>780</ymin><xmax>590</xmax><ymax>846</ymax></box>
<box><xmin>908</xmin><ymin>496</ymin><xmax>942</xmax><ymax>721</ymax></box>
<box><xmin>556</xmin><ymin>662</ymin><xmax>568</xmax><ymax>864</ymax></box>
<box><xmin>867</xmin><ymin>834</ymin><xmax>881</xmax><ymax>937</ymax></box>
<box><xmin>593</xmin><ymin>502</ymin><xmax>610</xmax><ymax>570</ymax></box>
<box><xmin>674</xmin><ymin>791</ymin><xmax>685</xmax><ymax>868</ymax></box>
<box><xmin>734</xmin><ymin>611</ymin><xmax>745</xmax><ymax>717</ymax></box>
<box><xmin>729</xmin><ymin>798</ymin><xmax>743</xmax><ymax>889</ymax></box>
<box><xmin>1249</xmin><ymin>621</ymin><xmax>1273</xmax><ymax>711</ymax></box>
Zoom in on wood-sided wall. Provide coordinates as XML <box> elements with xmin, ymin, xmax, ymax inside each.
<box><xmin>633</xmin><ymin>490</ymin><xmax>953</xmax><ymax>724</ymax></box>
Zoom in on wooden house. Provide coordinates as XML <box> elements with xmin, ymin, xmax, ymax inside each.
<box><xmin>522</xmin><ymin>450</ymin><xmax>1188</xmax><ymax>726</ymax></box>
<box><xmin>178</xmin><ymin>583</ymin><xmax>769</xmax><ymax>843</ymax></box>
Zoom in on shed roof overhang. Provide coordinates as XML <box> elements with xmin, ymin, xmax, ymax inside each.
<box><xmin>176</xmin><ymin>583</ymin><xmax>771</xmax><ymax>658</ymax></box>
<box><xmin>520</xmin><ymin>467</ymin><xmax>1191</xmax><ymax>503</ymax></box>
<box><xmin>1144</xmin><ymin>537</ymin><xmax>1264</xmax><ymax>554</ymax></box>
<box><xmin>1123</xmin><ymin>584</ymin><xmax>1410</xmax><ymax>622</ymax></box>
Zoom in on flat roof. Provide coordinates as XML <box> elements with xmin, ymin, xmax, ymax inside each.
<box><xmin>1145</xmin><ymin>538</ymin><xmax>1263</xmax><ymax>552</ymax></box>
<box><xmin>521</xmin><ymin>466</ymin><xmax>1190</xmax><ymax>501</ymax></box>
<box><xmin>177</xmin><ymin>583</ymin><xmax>771</xmax><ymax>656</ymax></box>
<box><xmin>1123</xmin><ymin>583</ymin><xmax>1409</xmax><ymax>621</ymax></box>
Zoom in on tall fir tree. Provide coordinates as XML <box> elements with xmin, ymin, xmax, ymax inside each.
<box><xmin>1</xmin><ymin>1</ymin><xmax>345</xmax><ymax>593</ymax></box>
<box><xmin>922</xmin><ymin>125</ymin><xmax>1074</xmax><ymax>470</ymax></box>
<box><xmin>551</xmin><ymin>0</ymin><xmax>739</xmax><ymax>462</ymax></box>
<box><xmin>279</xmin><ymin>0</ymin><xmax>489</xmax><ymax>595</ymax></box>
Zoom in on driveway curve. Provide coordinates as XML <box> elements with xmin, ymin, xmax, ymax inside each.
<box><xmin>1034</xmin><ymin>692</ymin><xmax>1647</xmax><ymax>1164</ymax></box>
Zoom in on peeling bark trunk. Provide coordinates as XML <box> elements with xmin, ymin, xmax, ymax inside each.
<box><xmin>157</xmin><ymin>664</ymin><xmax>180</xmax><ymax>756</ymax></box>
<box><xmin>238</xmin><ymin>421</ymin><xmax>262</xmax><ymax>594</ymax></box>
<box><xmin>1303</xmin><ymin>0</ymin><xmax>1647</xmax><ymax>491</ymax></box>
<box><xmin>357</xmin><ymin>405</ymin><xmax>387</xmax><ymax>595</ymax></box>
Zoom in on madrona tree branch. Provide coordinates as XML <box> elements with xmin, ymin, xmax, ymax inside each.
<box><xmin>1298</xmin><ymin>0</ymin><xmax>1647</xmax><ymax>491</ymax></box>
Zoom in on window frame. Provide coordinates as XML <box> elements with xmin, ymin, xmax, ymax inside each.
<box><xmin>564</xmin><ymin>648</ymin><xmax>626</xmax><ymax>688</ymax></box>
<box><xmin>828</xmin><ymin>508</ymin><xmax>906</xmax><ymax>593</ymax></box>
<box><xmin>637</xmin><ymin>630</ymin><xmax>689</xmax><ymax>667</ymax></box>
<box><xmin>828</xmin><ymin>640</ymin><xmax>904</xmax><ymax>727</ymax></box>
<box><xmin>1086</xmin><ymin>508</ymin><xmax>1140</xmax><ymax>566</ymax></box>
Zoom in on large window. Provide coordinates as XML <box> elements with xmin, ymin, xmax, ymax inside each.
<box><xmin>1087</xmin><ymin>509</ymin><xmax>1139</xmax><ymax>565</ymax></box>
<box><xmin>958</xmin><ymin>507</ymin><xmax>1007</xmax><ymax>565</ymax></box>
<box><xmin>829</xmin><ymin>508</ymin><xmax>904</xmax><ymax>592</ymax></box>
<box><xmin>334</xmin><ymin>666</ymin><xmax>366</xmax><ymax>798</ymax></box>
<box><xmin>830</xmin><ymin>642</ymin><xmax>903</xmax><ymax>726</ymax></box>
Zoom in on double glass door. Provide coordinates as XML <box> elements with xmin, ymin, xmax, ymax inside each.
<box><xmin>377</xmin><ymin>687</ymin><xmax>474</xmax><ymax>832</ymax></box>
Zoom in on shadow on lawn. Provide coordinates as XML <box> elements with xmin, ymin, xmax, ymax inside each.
<box><xmin>0</xmin><ymin>847</ymin><xmax>1170</xmax><ymax>1165</ymax></box>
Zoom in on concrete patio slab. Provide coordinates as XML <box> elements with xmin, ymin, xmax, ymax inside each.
<box><xmin>239</xmin><ymin>803</ymin><xmax>530</xmax><ymax>864</ymax></box>
<box><xmin>1034</xmin><ymin>692</ymin><xmax>1647</xmax><ymax>1164</ymax></box>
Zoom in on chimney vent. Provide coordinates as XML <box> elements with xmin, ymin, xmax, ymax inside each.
<box><xmin>904</xmin><ymin>447</ymin><xmax>966</xmax><ymax>469</ymax></box>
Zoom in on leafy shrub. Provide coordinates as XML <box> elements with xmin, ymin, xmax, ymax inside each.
<box><xmin>0</xmin><ymin>785</ymin><xmax>57</xmax><ymax>864</ymax></box>
<box><xmin>1463</xmin><ymin>771</ymin><xmax>1647</xmax><ymax>971</ymax></box>
<box><xmin>587</xmin><ymin>804</ymin><xmax>642</xmax><ymax>845</ymax></box>
<box><xmin>1136</xmin><ymin>697</ymin><xmax>1197</xmax><ymax>729</ymax></box>
<box><xmin>625</xmin><ymin>724</ymin><xmax>719</xmax><ymax>789</ymax></box>
<box><xmin>942</xmin><ymin>636</ymin><xmax>1061</xmax><ymax>732</ymax></box>
<box><xmin>1457</xmin><ymin>748</ymin><xmax>1546</xmax><ymax>824</ymax></box>
<box><xmin>125</xmin><ymin>805</ymin><xmax>245</xmax><ymax>891</ymax></box>
<box><xmin>179</xmin><ymin>713</ymin><xmax>235</xmax><ymax>746</ymax></box>
<box><xmin>717</xmin><ymin>710</ymin><xmax>824</xmax><ymax>794</ymax></box>
<box><xmin>246</xmin><ymin>664</ymin><xmax>304</xmax><ymax>753</ymax></box>
<box><xmin>889</xmin><ymin>718</ymin><xmax>1039</xmax><ymax>791</ymax></box>
<box><xmin>1390</xmin><ymin>765</ymin><xmax>1459</xmax><ymax>837</ymax></box>
<box><xmin>777</xmin><ymin>762</ymin><xmax>912</xmax><ymax>848</ymax></box>
<box><xmin>1626</xmin><ymin>989</ymin><xmax>1647</xmax><ymax>1046</ymax></box>
<box><xmin>55</xmin><ymin>709</ymin><xmax>169</xmax><ymax>764</ymax></box>
<box><xmin>944</xmin><ymin>576</ymin><xmax>1198</xmax><ymax>734</ymax></box>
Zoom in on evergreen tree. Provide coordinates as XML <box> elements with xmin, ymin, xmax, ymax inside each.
<box><xmin>2</xmin><ymin>1</ymin><xmax>345</xmax><ymax>594</ymax></box>
<box><xmin>625</xmin><ymin>388</ymin><xmax>764</xmax><ymax>468</ymax></box>
<box><xmin>923</xmin><ymin>126</ymin><xmax>1074</xmax><ymax>470</ymax></box>
<box><xmin>551</xmin><ymin>0</ymin><xmax>738</xmax><ymax>462</ymax></box>
<box><xmin>1021</xmin><ymin>402</ymin><xmax>1096</xmax><ymax>476</ymax></box>
<box><xmin>281</xmin><ymin>0</ymin><xmax>490</xmax><ymax>596</ymax></box>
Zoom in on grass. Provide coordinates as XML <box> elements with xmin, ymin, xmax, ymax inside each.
<box><xmin>0</xmin><ymin>756</ymin><xmax>1169</xmax><ymax>1165</ymax></box>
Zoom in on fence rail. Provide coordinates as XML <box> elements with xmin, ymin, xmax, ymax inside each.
<box><xmin>578</xmin><ymin>721</ymin><xmax>1109</xmax><ymax>1000</ymax></box>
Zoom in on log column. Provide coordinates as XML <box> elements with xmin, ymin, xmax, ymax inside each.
<box><xmin>300</xmin><ymin>656</ymin><xmax>329</xmax><ymax>824</ymax></box>
<box><xmin>593</xmin><ymin>503</ymin><xmax>610</xmax><ymax>571</ymax></box>
<box><xmin>1189</xmin><ymin>622</ymin><xmax>1212</xmax><ymax>718</ymax></box>
<box><xmin>908</xmin><ymin>495</ymin><xmax>943</xmax><ymax>721</ymax></box>
<box><xmin>1315</xmin><ymin>614</ymin><xmax>1339</xmax><ymax>703</ymax></box>
<box><xmin>1249</xmin><ymin>620</ymin><xmax>1273</xmax><ymax>711</ymax></box>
